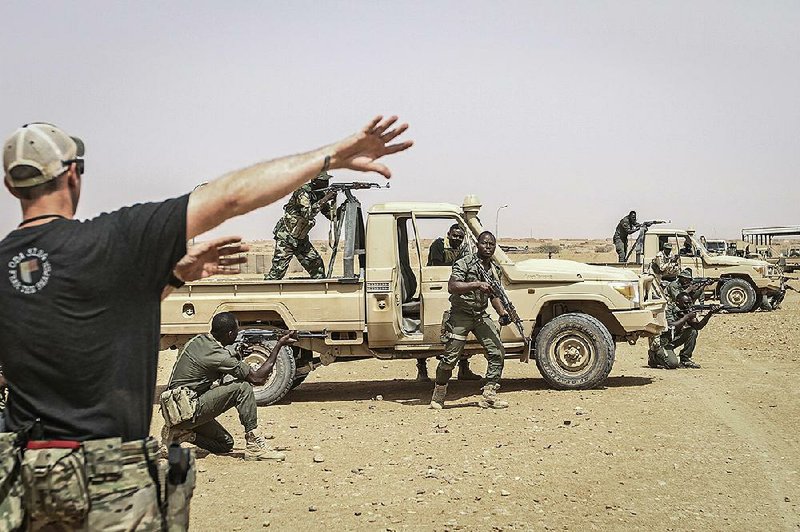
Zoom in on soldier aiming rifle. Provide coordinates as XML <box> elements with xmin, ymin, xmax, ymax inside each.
<box><xmin>649</xmin><ymin>292</ymin><xmax>723</xmax><ymax>369</ymax></box>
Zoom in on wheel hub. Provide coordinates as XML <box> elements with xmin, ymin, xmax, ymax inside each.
<box><xmin>244</xmin><ymin>345</ymin><xmax>278</xmax><ymax>390</ymax></box>
<box><xmin>727</xmin><ymin>287</ymin><xmax>747</xmax><ymax>307</ymax></box>
<box><xmin>552</xmin><ymin>334</ymin><xmax>593</xmax><ymax>373</ymax></box>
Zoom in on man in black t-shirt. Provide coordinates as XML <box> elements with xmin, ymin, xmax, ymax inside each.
<box><xmin>0</xmin><ymin>117</ymin><xmax>411</xmax><ymax>529</ymax></box>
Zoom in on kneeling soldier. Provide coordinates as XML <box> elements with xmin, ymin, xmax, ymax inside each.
<box><xmin>430</xmin><ymin>231</ymin><xmax>511</xmax><ymax>409</ymax></box>
<box><xmin>649</xmin><ymin>292</ymin><xmax>721</xmax><ymax>369</ymax></box>
<box><xmin>161</xmin><ymin>312</ymin><xmax>294</xmax><ymax>461</ymax></box>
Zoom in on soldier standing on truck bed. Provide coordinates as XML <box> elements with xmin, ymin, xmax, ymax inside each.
<box><xmin>416</xmin><ymin>224</ymin><xmax>481</xmax><ymax>382</ymax></box>
<box><xmin>430</xmin><ymin>231</ymin><xmax>511</xmax><ymax>410</ymax></box>
<box><xmin>0</xmin><ymin>116</ymin><xmax>411</xmax><ymax>530</ymax></box>
<box><xmin>265</xmin><ymin>172</ymin><xmax>337</xmax><ymax>280</ymax></box>
<box><xmin>161</xmin><ymin>312</ymin><xmax>295</xmax><ymax>461</ymax></box>
<box><xmin>613</xmin><ymin>210</ymin><xmax>640</xmax><ymax>262</ymax></box>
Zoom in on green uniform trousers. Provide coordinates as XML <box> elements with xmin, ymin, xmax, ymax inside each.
<box><xmin>652</xmin><ymin>327</ymin><xmax>698</xmax><ymax>369</ymax></box>
<box><xmin>613</xmin><ymin>236</ymin><xmax>627</xmax><ymax>262</ymax></box>
<box><xmin>436</xmin><ymin>309</ymin><xmax>505</xmax><ymax>385</ymax></box>
<box><xmin>265</xmin><ymin>234</ymin><xmax>325</xmax><ymax>280</ymax></box>
<box><xmin>173</xmin><ymin>381</ymin><xmax>258</xmax><ymax>454</ymax></box>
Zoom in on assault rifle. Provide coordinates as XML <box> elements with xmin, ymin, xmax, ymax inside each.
<box><xmin>689</xmin><ymin>277</ymin><xmax>718</xmax><ymax>289</ymax></box>
<box><xmin>689</xmin><ymin>304</ymin><xmax>728</xmax><ymax>313</ymax></box>
<box><xmin>320</xmin><ymin>182</ymin><xmax>390</xmax><ymax>194</ymax></box>
<box><xmin>640</xmin><ymin>219</ymin><xmax>670</xmax><ymax>229</ymax></box>
<box><xmin>472</xmin><ymin>259</ymin><xmax>532</xmax><ymax>363</ymax></box>
<box><xmin>236</xmin><ymin>328</ymin><xmax>327</xmax><ymax>351</ymax></box>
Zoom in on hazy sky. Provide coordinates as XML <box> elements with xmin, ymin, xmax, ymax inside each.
<box><xmin>1</xmin><ymin>1</ymin><xmax>798</xmax><ymax>241</ymax></box>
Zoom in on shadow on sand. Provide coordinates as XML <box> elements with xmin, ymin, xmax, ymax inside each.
<box><xmin>280</xmin><ymin>374</ymin><xmax>654</xmax><ymax>406</ymax></box>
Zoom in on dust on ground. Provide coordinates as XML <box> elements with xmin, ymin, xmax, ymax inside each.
<box><xmin>153</xmin><ymin>291</ymin><xmax>800</xmax><ymax>531</ymax></box>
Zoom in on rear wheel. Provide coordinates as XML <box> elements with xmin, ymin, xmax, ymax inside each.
<box><xmin>244</xmin><ymin>342</ymin><xmax>296</xmax><ymax>405</ymax></box>
<box><xmin>719</xmin><ymin>278</ymin><xmax>757</xmax><ymax>313</ymax></box>
<box><xmin>534</xmin><ymin>313</ymin><xmax>615</xmax><ymax>390</ymax></box>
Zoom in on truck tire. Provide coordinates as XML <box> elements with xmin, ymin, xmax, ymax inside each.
<box><xmin>719</xmin><ymin>278</ymin><xmax>757</xmax><ymax>313</ymax></box>
<box><xmin>243</xmin><ymin>343</ymin><xmax>297</xmax><ymax>406</ymax></box>
<box><xmin>534</xmin><ymin>313</ymin><xmax>615</xmax><ymax>390</ymax></box>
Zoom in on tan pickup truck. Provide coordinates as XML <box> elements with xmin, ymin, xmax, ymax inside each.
<box><xmin>161</xmin><ymin>195</ymin><xmax>666</xmax><ymax>404</ymax></box>
<box><xmin>599</xmin><ymin>226</ymin><xmax>786</xmax><ymax>312</ymax></box>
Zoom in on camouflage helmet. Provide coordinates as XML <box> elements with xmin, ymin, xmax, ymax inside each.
<box><xmin>312</xmin><ymin>171</ymin><xmax>332</xmax><ymax>183</ymax></box>
<box><xmin>678</xmin><ymin>268</ymin><xmax>693</xmax><ymax>279</ymax></box>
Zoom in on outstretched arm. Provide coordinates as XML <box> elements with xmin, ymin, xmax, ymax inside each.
<box><xmin>186</xmin><ymin>116</ymin><xmax>412</xmax><ymax>239</ymax></box>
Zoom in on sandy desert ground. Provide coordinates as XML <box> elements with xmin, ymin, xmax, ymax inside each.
<box><xmin>152</xmin><ymin>237</ymin><xmax>800</xmax><ymax>531</ymax></box>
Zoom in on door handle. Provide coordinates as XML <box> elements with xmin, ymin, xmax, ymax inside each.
<box><xmin>430</xmin><ymin>285</ymin><xmax>443</xmax><ymax>291</ymax></box>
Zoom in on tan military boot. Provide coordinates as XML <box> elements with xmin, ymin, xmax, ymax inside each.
<box><xmin>429</xmin><ymin>384</ymin><xmax>447</xmax><ymax>410</ymax></box>
<box><xmin>478</xmin><ymin>383</ymin><xmax>508</xmax><ymax>409</ymax></box>
<box><xmin>245</xmin><ymin>429</ymin><xmax>286</xmax><ymax>461</ymax></box>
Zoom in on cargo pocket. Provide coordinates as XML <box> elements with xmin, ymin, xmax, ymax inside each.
<box><xmin>0</xmin><ymin>433</ymin><xmax>24</xmax><ymax>531</ymax></box>
<box><xmin>21</xmin><ymin>447</ymin><xmax>89</xmax><ymax>527</ymax></box>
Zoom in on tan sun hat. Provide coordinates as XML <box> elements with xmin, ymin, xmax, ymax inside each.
<box><xmin>3</xmin><ymin>123</ymin><xmax>85</xmax><ymax>188</ymax></box>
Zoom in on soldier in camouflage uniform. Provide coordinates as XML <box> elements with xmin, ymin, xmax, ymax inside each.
<box><xmin>648</xmin><ymin>292</ymin><xmax>720</xmax><ymax>369</ymax></box>
<box><xmin>666</xmin><ymin>268</ymin><xmax>705</xmax><ymax>304</ymax></box>
<box><xmin>649</xmin><ymin>242</ymin><xmax>680</xmax><ymax>283</ymax></box>
<box><xmin>265</xmin><ymin>172</ymin><xmax>337</xmax><ymax>280</ymax></box>
<box><xmin>416</xmin><ymin>225</ymin><xmax>480</xmax><ymax>381</ymax></box>
<box><xmin>429</xmin><ymin>231</ymin><xmax>511</xmax><ymax>410</ymax></box>
<box><xmin>613</xmin><ymin>211</ymin><xmax>640</xmax><ymax>262</ymax></box>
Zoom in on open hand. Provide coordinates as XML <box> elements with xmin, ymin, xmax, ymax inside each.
<box><xmin>331</xmin><ymin>116</ymin><xmax>413</xmax><ymax>178</ymax></box>
<box><xmin>174</xmin><ymin>236</ymin><xmax>250</xmax><ymax>282</ymax></box>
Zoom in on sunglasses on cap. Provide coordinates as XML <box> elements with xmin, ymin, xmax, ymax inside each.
<box><xmin>62</xmin><ymin>158</ymin><xmax>85</xmax><ymax>175</ymax></box>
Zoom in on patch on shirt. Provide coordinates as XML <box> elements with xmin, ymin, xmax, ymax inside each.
<box><xmin>7</xmin><ymin>247</ymin><xmax>51</xmax><ymax>294</ymax></box>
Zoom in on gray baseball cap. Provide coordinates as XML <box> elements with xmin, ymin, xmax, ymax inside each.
<box><xmin>3</xmin><ymin>123</ymin><xmax>84</xmax><ymax>188</ymax></box>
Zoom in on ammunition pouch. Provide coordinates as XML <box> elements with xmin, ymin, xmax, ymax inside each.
<box><xmin>288</xmin><ymin>217</ymin><xmax>313</xmax><ymax>239</ymax></box>
<box><xmin>159</xmin><ymin>387</ymin><xmax>198</xmax><ymax>427</ymax></box>
<box><xmin>439</xmin><ymin>310</ymin><xmax>451</xmax><ymax>343</ymax></box>
<box><xmin>21</xmin><ymin>445</ymin><xmax>90</xmax><ymax>526</ymax></box>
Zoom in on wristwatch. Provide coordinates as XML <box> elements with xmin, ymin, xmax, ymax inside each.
<box><xmin>168</xmin><ymin>271</ymin><xmax>185</xmax><ymax>289</ymax></box>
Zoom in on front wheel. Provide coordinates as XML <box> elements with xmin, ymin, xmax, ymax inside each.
<box><xmin>534</xmin><ymin>313</ymin><xmax>615</xmax><ymax>390</ymax></box>
<box><xmin>719</xmin><ymin>278</ymin><xmax>757</xmax><ymax>313</ymax></box>
<box><xmin>244</xmin><ymin>342</ymin><xmax>297</xmax><ymax>405</ymax></box>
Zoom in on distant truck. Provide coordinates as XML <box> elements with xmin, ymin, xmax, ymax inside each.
<box><xmin>161</xmin><ymin>194</ymin><xmax>666</xmax><ymax>405</ymax></box>
<box><xmin>704</xmin><ymin>239</ymin><xmax>727</xmax><ymax>255</ymax></box>
<box><xmin>593</xmin><ymin>225</ymin><xmax>787</xmax><ymax>313</ymax></box>
<box><xmin>769</xmin><ymin>246</ymin><xmax>800</xmax><ymax>274</ymax></box>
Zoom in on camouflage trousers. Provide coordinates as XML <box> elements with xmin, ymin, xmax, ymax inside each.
<box><xmin>613</xmin><ymin>236</ymin><xmax>627</xmax><ymax>262</ymax></box>
<box><xmin>0</xmin><ymin>433</ymin><xmax>195</xmax><ymax>531</ymax></box>
<box><xmin>172</xmin><ymin>381</ymin><xmax>258</xmax><ymax>454</ymax></box>
<box><xmin>648</xmin><ymin>328</ymin><xmax>698</xmax><ymax>369</ymax></box>
<box><xmin>436</xmin><ymin>309</ymin><xmax>505</xmax><ymax>385</ymax></box>
<box><xmin>265</xmin><ymin>233</ymin><xmax>325</xmax><ymax>280</ymax></box>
